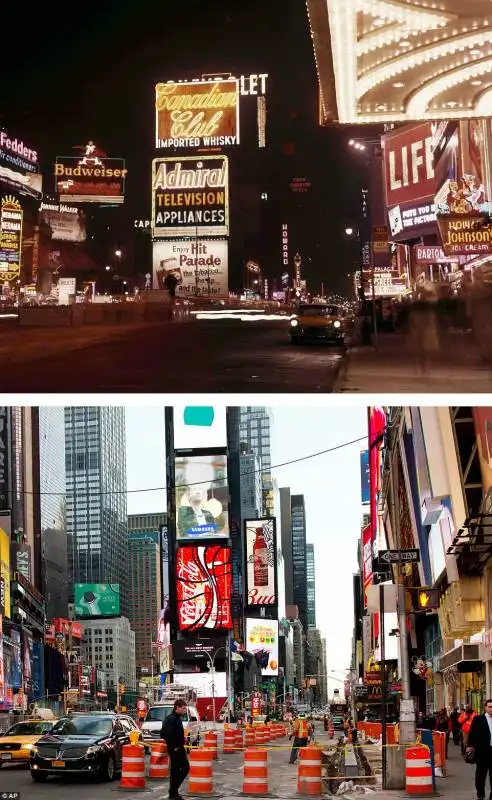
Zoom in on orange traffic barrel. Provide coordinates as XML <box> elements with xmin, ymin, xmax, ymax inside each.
<box><xmin>405</xmin><ymin>745</ymin><xmax>434</xmax><ymax>795</ymax></box>
<box><xmin>245</xmin><ymin>727</ymin><xmax>256</xmax><ymax>748</ymax></box>
<box><xmin>255</xmin><ymin>726</ymin><xmax>265</xmax><ymax>746</ymax></box>
<box><xmin>297</xmin><ymin>747</ymin><xmax>322</xmax><ymax>796</ymax></box>
<box><xmin>204</xmin><ymin>730</ymin><xmax>218</xmax><ymax>760</ymax></box>
<box><xmin>119</xmin><ymin>743</ymin><xmax>146</xmax><ymax>791</ymax></box>
<box><xmin>224</xmin><ymin>727</ymin><xmax>237</xmax><ymax>753</ymax></box>
<box><xmin>236</xmin><ymin>728</ymin><xmax>244</xmax><ymax>751</ymax></box>
<box><xmin>243</xmin><ymin>748</ymin><xmax>268</xmax><ymax>795</ymax></box>
<box><xmin>148</xmin><ymin>741</ymin><xmax>168</xmax><ymax>781</ymax></box>
<box><xmin>188</xmin><ymin>748</ymin><xmax>214</xmax><ymax>795</ymax></box>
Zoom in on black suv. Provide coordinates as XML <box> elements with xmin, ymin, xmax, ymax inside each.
<box><xmin>30</xmin><ymin>712</ymin><xmax>142</xmax><ymax>782</ymax></box>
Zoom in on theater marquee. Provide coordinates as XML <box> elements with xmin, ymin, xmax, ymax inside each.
<box><xmin>155</xmin><ymin>80</ymin><xmax>240</xmax><ymax>149</ymax></box>
<box><xmin>152</xmin><ymin>155</ymin><xmax>229</xmax><ymax>237</ymax></box>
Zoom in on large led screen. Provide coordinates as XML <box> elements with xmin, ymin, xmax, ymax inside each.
<box><xmin>175</xmin><ymin>454</ymin><xmax>229</xmax><ymax>540</ymax></box>
<box><xmin>173</xmin><ymin>406</ymin><xmax>227</xmax><ymax>450</ymax></box>
<box><xmin>246</xmin><ymin>618</ymin><xmax>279</xmax><ymax>677</ymax></box>
<box><xmin>74</xmin><ymin>583</ymin><xmax>120</xmax><ymax>618</ymax></box>
<box><xmin>176</xmin><ymin>545</ymin><xmax>232</xmax><ymax>631</ymax></box>
<box><xmin>244</xmin><ymin>518</ymin><xmax>277</xmax><ymax>607</ymax></box>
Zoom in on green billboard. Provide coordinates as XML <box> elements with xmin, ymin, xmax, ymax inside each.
<box><xmin>74</xmin><ymin>583</ymin><xmax>120</xmax><ymax>618</ymax></box>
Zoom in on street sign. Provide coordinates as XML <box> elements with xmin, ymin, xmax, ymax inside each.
<box><xmin>378</xmin><ymin>549</ymin><xmax>420</xmax><ymax>564</ymax></box>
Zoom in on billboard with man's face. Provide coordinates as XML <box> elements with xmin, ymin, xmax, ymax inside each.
<box><xmin>175</xmin><ymin>454</ymin><xmax>229</xmax><ymax>540</ymax></box>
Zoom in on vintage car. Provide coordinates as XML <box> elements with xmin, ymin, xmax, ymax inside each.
<box><xmin>289</xmin><ymin>304</ymin><xmax>350</xmax><ymax>345</ymax></box>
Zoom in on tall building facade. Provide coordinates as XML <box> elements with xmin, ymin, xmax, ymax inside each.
<box><xmin>127</xmin><ymin>513</ymin><xmax>163</xmax><ymax>676</ymax></box>
<box><xmin>240</xmin><ymin>452</ymin><xmax>262</xmax><ymax>520</ymax></box>
<box><xmin>39</xmin><ymin>408</ymin><xmax>67</xmax><ymax>620</ymax></box>
<box><xmin>65</xmin><ymin>407</ymin><xmax>129</xmax><ymax>616</ymax></box>
<box><xmin>306</xmin><ymin>543</ymin><xmax>316</xmax><ymax>629</ymax></box>
<box><xmin>291</xmin><ymin>494</ymin><xmax>308</xmax><ymax>634</ymax></box>
<box><xmin>82</xmin><ymin>616</ymin><xmax>136</xmax><ymax>691</ymax></box>
<box><xmin>239</xmin><ymin>407</ymin><xmax>274</xmax><ymax>514</ymax></box>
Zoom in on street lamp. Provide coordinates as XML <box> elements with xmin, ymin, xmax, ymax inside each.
<box><xmin>204</xmin><ymin>646</ymin><xmax>228</xmax><ymax>729</ymax></box>
<box><xmin>115</xmin><ymin>249</ymin><xmax>122</xmax><ymax>258</ymax></box>
<box><xmin>345</xmin><ymin>227</ymin><xmax>355</xmax><ymax>237</ymax></box>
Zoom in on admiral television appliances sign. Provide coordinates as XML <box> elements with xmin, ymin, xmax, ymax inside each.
<box><xmin>152</xmin><ymin>156</ymin><xmax>229</xmax><ymax>237</ymax></box>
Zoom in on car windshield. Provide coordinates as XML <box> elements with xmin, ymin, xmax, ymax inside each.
<box><xmin>51</xmin><ymin>716</ymin><xmax>113</xmax><ymax>737</ymax></box>
<box><xmin>5</xmin><ymin>722</ymin><xmax>52</xmax><ymax>736</ymax></box>
<box><xmin>145</xmin><ymin>707</ymin><xmax>188</xmax><ymax>722</ymax></box>
<box><xmin>298</xmin><ymin>305</ymin><xmax>340</xmax><ymax>317</ymax></box>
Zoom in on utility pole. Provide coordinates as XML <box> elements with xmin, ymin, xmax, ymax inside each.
<box><xmin>388</xmin><ymin>413</ymin><xmax>415</xmax><ymax>745</ymax></box>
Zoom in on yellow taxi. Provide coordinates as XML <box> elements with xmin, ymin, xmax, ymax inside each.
<box><xmin>289</xmin><ymin>304</ymin><xmax>349</xmax><ymax>346</ymax></box>
<box><xmin>0</xmin><ymin>719</ymin><xmax>55</xmax><ymax>767</ymax></box>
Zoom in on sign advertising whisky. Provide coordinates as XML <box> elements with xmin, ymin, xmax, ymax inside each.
<box><xmin>155</xmin><ymin>80</ymin><xmax>240</xmax><ymax>149</ymax></box>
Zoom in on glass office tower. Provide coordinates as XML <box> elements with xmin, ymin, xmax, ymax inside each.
<box><xmin>306</xmin><ymin>542</ymin><xmax>316</xmax><ymax>629</ymax></box>
<box><xmin>239</xmin><ymin>407</ymin><xmax>274</xmax><ymax>515</ymax></box>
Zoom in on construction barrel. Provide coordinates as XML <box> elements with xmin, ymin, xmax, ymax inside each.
<box><xmin>243</xmin><ymin>747</ymin><xmax>268</xmax><ymax>795</ymax></box>
<box><xmin>119</xmin><ymin>742</ymin><xmax>146</xmax><ymax>791</ymax></box>
<box><xmin>405</xmin><ymin>745</ymin><xmax>434</xmax><ymax>795</ymax></box>
<box><xmin>188</xmin><ymin>747</ymin><xmax>214</xmax><ymax>795</ymax></box>
<box><xmin>297</xmin><ymin>746</ymin><xmax>322</xmax><ymax>796</ymax></box>
<box><xmin>148</xmin><ymin>741</ymin><xmax>168</xmax><ymax>780</ymax></box>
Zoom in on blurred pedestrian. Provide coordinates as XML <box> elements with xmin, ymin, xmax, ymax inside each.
<box><xmin>406</xmin><ymin>288</ymin><xmax>439</xmax><ymax>375</ymax></box>
<box><xmin>450</xmin><ymin>707</ymin><xmax>461</xmax><ymax>746</ymax></box>
<box><xmin>467</xmin><ymin>699</ymin><xmax>492</xmax><ymax>800</ymax></box>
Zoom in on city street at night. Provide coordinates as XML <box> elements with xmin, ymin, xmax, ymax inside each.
<box><xmin>0</xmin><ymin>318</ymin><xmax>346</xmax><ymax>392</ymax></box>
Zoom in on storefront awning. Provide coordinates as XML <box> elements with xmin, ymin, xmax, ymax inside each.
<box><xmin>307</xmin><ymin>0</ymin><xmax>492</xmax><ymax>125</ymax></box>
<box><xmin>439</xmin><ymin>643</ymin><xmax>481</xmax><ymax>673</ymax></box>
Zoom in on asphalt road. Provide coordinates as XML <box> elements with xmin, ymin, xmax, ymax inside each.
<box><xmin>0</xmin><ymin>730</ymin><xmax>336</xmax><ymax>800</ymax></box>
<box><xmin>0</xmin><ymin>319</ymin><xmax>346</xmax><ymax>392</ymax></box>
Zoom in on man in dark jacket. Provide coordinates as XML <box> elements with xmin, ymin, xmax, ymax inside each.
<box><xmin>467</xmin><ymin>699</ymin><xmax>492</xmax><ymax>800</ymax></box>
<box><xmin>161</xmin><ymin>699</ymin><xmax>189</xmax><ymax>800</ymax></box>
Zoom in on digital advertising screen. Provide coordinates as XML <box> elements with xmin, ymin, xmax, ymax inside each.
<box><xmin>175</xmin><ymin>454</ymin><xmax>229</xmax><ymax>540</ymax></box>
<box><xmin>173</xmin><ymin>406</ymin><xmax>227</xmax><ymax>450</ymax></box>
<box><xmin>176</xmin><ymin>545</ymin><xmax>232</xmax><ymax>631</ymax></box>
<box><xmin>244</xmin><ymin>518</ymin><xmax>277</xmax><ymax>607</ymax></box>
<box><xmin>74</xmin><ymin>583</ymin><xmax>120</xmax><ymax>618</ymax></box>
<box><xmin>245</xmin><ymin>618</ymin><xmax>279</xmax><ymax>677</ymax></box>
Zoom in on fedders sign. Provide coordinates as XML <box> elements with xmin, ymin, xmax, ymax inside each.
<box><xmin>383</xmin><ymin>123</ymin><xmax>435</xmax><ymax>208</ymax></box>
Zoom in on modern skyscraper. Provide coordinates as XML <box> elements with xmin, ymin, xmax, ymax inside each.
<box><xmin>291</xmin><ymin>494</ymin><xmax>308</xmax><ymax>634</ymax></box>
<box><xmin>65</xmin><ymin>407</ymin><xmax>128</xmax><ymax>616</ymax></box>
<box><xmin>127</xmin><ymin>513</ymin><xmax>164</xmax><ymax>676</ymax></box>
<box><xmin>306</xmin><ymin>543</ymin><xmax>316</xmax><ymax>629</ymax></box>
<box><xmin>39</xmin><ymin>408</ymin><xmax>68</xmax><ymax>620</ymax></box>
<box><xmin>239</xmin><ymin>407</ymin><xmax>274</xmax><ymax>515</ymax></box>
<box><xmin>240</xmin><ymin>452</ymin><xmax>262</xmax><ymax>520</ymax></box>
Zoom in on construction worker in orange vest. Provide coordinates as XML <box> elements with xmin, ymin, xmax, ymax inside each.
<box><xmin>460</xmin><ymin>705</ymin><xmax>477</xmax><ymax>754</ymax></box>
<box><xmin>289</xmin><ymin>714</ymin><xmax>313</xmax><ymax>764</ymax></box>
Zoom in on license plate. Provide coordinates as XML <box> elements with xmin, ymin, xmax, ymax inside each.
<box><xmin>52</xmin><ymin>760</ymin><xmax>65</xmax><ymax>767</ymax></box>
<box><xmin>1</xmin><ymin>753</ymin><xmax>12</xmax><ymax>760</ymax></box>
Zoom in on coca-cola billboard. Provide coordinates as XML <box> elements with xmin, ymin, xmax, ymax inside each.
<box><xmin>176</xmin><ymin>545</ymin><xmax>232</xmax><ymax>631</ymax></box>
<box><xmin>244</xmin><ymin>518</ymin><xmax>277</xmax><ymax>607</ymax></box>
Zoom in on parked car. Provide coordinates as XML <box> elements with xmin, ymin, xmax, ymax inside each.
<box><xmin>141</xmin><ymin>704</ymin><xmax>201</xmax><ymax>748</ymax></box>
<box><xmin>29</xmin><ymin>712</ymin><xmax>142</xmax><ymax>782</ymax></box>
<box><xmin>0</xmin><ymin>719</ymin><xmax>55</xmax><ymax>767</ymax></box>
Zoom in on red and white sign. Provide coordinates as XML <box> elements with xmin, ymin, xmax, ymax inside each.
<box><xmin>251</xmin><ymin>693</ymin><xmax>262</xmax><ymax>717</ymax></box>
<box><xmin>362</xmin><ymin>524</ymin><xmax>373</xmax><ymax>609</ymax></box>
<box><xmin>176</xmin><ymin>545</ymin><xmax>232</xmax><ymax>632</ymax></box>
<box><xmin>382</xmin><ymin>123</ymin><xmax>435</xmax><ymax>209</ymax></box>
<box><xmin>245</xmin><ymin>518</ymin><xmax>276</xmax><ymax>607</ymax></box>
<box><xmin>136</xmin><ymin>699</ymin><xmax>147</xmax><ymax>717</ymax></box>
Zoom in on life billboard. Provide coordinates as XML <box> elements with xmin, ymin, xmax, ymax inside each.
<box><xmin>175</xmin><ymin>453</ymin><xmax>229</xmax><ymax>540</ymax></box>
<box><xmin>176</xmin><ymin>545</ymin><xmax>232</xmax><ymax>631</ymax></box>
<box><xmin>244</xmin><ymin>518</ymin><xmax>277</xmax><ymax>607</ymax></box>
<box><xmin>152</xmin><ymin>155</ymin><xmax>229</xmax><ymax>237</ymax></box>
<box><xmin>152</xmin><ymin>238</ymin><xmax>228</xmax><ymax>298</ymax></box>
<box><xmin>74</xmin><ymin>583</ymin><xmax>120</xmax><ymax>618</ymax></box>
<box><xmin>155</xmin><ymin>79</ymin><xmax>240</xmax><ymax>149</ymax></box>
<box><xmin>245</xmin><ymin>618</ymin><xmax>279</xmax><ymax>677</ymax></box>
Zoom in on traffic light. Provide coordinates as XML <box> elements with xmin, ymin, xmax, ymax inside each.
<box><xmin>414</xmin><ymin>588</ymin><xmax>440</xmax><ymax>611</ymax></box>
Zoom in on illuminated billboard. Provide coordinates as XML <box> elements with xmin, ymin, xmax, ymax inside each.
<box><xmin>176</xmin><ymin>545</ymin><xmax>232</xmax><ymax>631</ymax></box>
<box><xmin>155</xmin><ymin>80</ymin><xmax>240</xmax><ymax>149</ymax></box>
<box><xmin>308</xmin><ymin>1</ymin><xmax>492</xmax><ymax>125</ymax></box>
<box><xmin>244</xmin><ymin>518</ymin><xmax>277</xmax><ymax>607</ymax></box>
<box><xmin>74</xmin><ymin>583</ymin><xmax>120</xmax><ymax>618</ymax></box>
<box><xmin>175</xmin><ymin>453</ymin><xmax>229</xmax><ymax>540</ymax></box>
<box><xmin>153</xmin><ymin>238</ymin><xmax>228</xmax><ymax>298</ymax></box>
<box><xmin>55</xmin><ymin>143</ymin><xmax>127</xmax><ymax>204</ymax></box>
<box><xmin>246</xmin><ymin>618</ymin><xmax>279</xmax><ymax>677</ymax></box>
<box><xmin>0</xmin><ymin>196</ymin><xmax>23</xmax><ymax>281</ymax></box>
<box><xmin>152</xmin><ymin>155</ymin><xmax>229</xmax><ymax>238</ymax></box>
<box><xmin>39</xmin><ymin>201</ymin><xmax>87</xmax><ymax>243</ymax></box>
<box><xmin>0</xmin><ymin>526</ymin><xmax>10</xmax><ymax>619</ymax></box>
<box><xmin>0</xmin><ymin>130</ymin><xmax>42</xmax><ymax>199</ymax></box>
<box><xmin>173</xmin><ymin>406</ymin><xmax>227</xmax><ymax>450</ymax></box>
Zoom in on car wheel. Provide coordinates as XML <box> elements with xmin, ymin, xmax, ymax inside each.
<box><xmin>31</xmin><ymin>771</ymin><xmax>48</xmax><ymax>782</ymax></box>
<box><xmin>103</xmin><ymin>754</ymin><xmax>116</xmax><ymax>782</ymax></box>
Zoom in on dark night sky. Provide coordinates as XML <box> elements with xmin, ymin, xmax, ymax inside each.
<box><xmin>0</xmin><ymin>0</ymin><xmax>367</xmax><ymax>293</ymax></box>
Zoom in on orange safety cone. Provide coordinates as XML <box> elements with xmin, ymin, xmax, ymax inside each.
<box><xmin>148</xmin><ymin>741</ymin><xmax>169</xmax><ymax>780</ymax></box>
<box><xmin>243</xmin><ymin>748</ymin><xmax>268</xmax><ymax>795</ymax></box>
<box><xmin>297</xmin><ymin>747</ymin><xmax>322</xmax><ymax>796</ymax></box>
<box><xmin>204</xmin><ymin>730</ymin><xmax>218</xmax><ymax>760</ymax></box>
<box><xmin>405</xmin><ymin>745</ymin><xmax>434</xmax><ymax>795</ymax></box>
<box><xmin>119</xmin><ymin>742</ymin><xmax>146</xmax><ymax>791</ymax></box>
<box><xmin>188</xmin><ymin>747</ymin><xmax>214</xmax><ymax>795</ymax></box>
<box><xmin>223</xmin><ymin>727</ymin><xmax>237</xmax><ymax>753</ymax></box>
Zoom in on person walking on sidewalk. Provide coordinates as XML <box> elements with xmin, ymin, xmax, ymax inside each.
<box><xmin>161</xmin><ymin>698</ymin><xmax>190</xmax><ymax>800</ymax></box>
<box><xmin>289</xmin><ymin>714</ymin><xmax>311</xmax><ymax>764</ymax></box>
<box><xmin>450</xmin><ymin>707</ymin><xmax>461</xmax><ymax>746</ymax></box>
<box><xmin>467</xmin><ymin>699</ymin><xmax>492</xmax><ymax>800</ymax></box>
<box><xmin>460</xmin><ymin>705</ymin><xmax>477</xmax><ymax>755</ymax></box>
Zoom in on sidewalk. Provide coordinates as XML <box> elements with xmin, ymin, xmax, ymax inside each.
<box><xmin>335</xmin><ymin>331</ymin><xmax>492</xmax><ymax>393</ymax></box>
